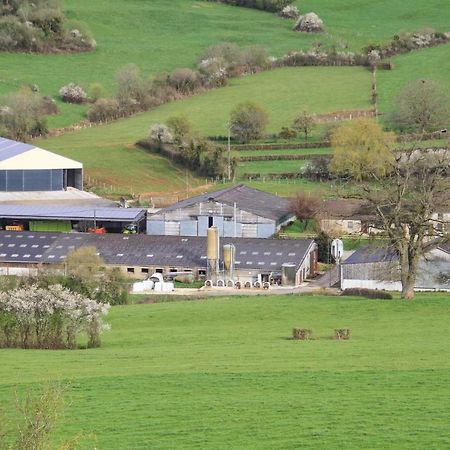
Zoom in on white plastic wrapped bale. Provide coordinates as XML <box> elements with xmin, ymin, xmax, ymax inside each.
<box><xmin>132</xmin><ymin>279</ymin><xmax>154</xmax><ymax>293</ymax></box>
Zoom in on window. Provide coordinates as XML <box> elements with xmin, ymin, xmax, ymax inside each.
<box><xmin>347</xmin><ymin>221</ymin><xmax>354</xmax><ymax>230</ymax></box>
<box><xmin>127</xmin><ymin>267</ymin><xmax>135</xmax><ymax>273</ymax></box>
<box><xmin>155</xmin><ymin>268</ymin><xmax>163</xmax><ymax>273</ymax></box>
<box><xmin>169</xmin><ymin>268</ymin><xmax>178</xmax><ymax>273</ymax></box>
<box><xmin>208</xmin><ymin>216</ymin><xmax>213</xmax><ymax>228</ymax></box>
<box><xmin>141</xmin><ymin>268</ymin><xmax>149</xmax><ymax>274</ymax></box>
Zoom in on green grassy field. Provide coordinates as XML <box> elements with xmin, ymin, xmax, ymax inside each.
<box><xmin>233</xmin><ymin>147</ymin><xmax>333</xmax><ymax>157</ymax></box>
<box><xmin>1</xmin><ymin>0</ymin><xmax>447</xmax><ymax>127</ymax></box>
<box><xmin>36</xmin><ymin>67</ymin><xmax>368</xmax><ymax>194</ymax></box>
<box><xmin>236</xmin><ymin>159</ymin><xmax>310</xmax><ymax>177</ymax></box>
<box><xmin>2</xmin><ymin>293</ymin><xmax>450</xmax><ymax>449</ymax></box>
<box><xmin>378</xmin><ymin>44</ymin><xmax>450</xmax><ymax>114</ymax></box>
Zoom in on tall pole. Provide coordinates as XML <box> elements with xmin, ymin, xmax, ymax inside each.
<box><xmin>227</xmin><ymin>123</ymin><xmax>231</xmax><ymax>181</ymax></box>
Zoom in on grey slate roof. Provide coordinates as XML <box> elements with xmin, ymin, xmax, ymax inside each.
<box><xmin>342</xmin><ymin>246</ymin><xmax>398</xmax><ymax>265</ymax></box>
<box><xmin>156</xmin><ymin>184</ymin><xmax>293</xmax><ymax>222</ymax></box>
<box><xmin>0</xmin><ymin>231</ymin><xmax>314</xmax><ymax>271</ymax></box>
<box><xmin>0</xmin><ymin>137</ymin><xmax>34</xmax><ymax>161</ymax></box>
<box><xmin>0</xmin><ymin>205</ymin><xmax>146</xmax><ymax>222</ymax></box>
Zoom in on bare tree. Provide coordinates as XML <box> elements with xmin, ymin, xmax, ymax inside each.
<box><xmin>289</xmin><ymin>193</ymin><xmax>322</xmax><ymax>231</ymax></box>
<box><xmin>363</xmin><ymin>148</ymin><xmax>450</xmax><ymax>299</ymax></box>
<box><xmin>390</xmin><ymin>79</ymin><xmax>450</xmax><ymax>133</ymax></box>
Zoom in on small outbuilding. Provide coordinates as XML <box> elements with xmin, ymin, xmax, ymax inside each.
<box><xmin>341</xmin><ymin>245</ymin><xmax>450</xmax><ymax>291</ymax></box>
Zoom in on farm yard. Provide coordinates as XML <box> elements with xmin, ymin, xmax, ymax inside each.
<box><xmin>1</xmin><ymin>293</ymin><xmax>450</xmax><ymax>449</ymax></box>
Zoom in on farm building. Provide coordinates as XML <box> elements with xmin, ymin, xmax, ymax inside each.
<box><xmin>0</xmin><ymin>230</ymin><xmax>318</xmax><ymax>287</ymax></box>
<box><xmin>0</xmin><ymin>205</ymin><xmax>147</xmax><ymax>233</ymax></box>
<box><xmin>147</xmin><ymin>184</ymin><xmax>294</xmax><ymax>238</ymax></box>
<box><xmin>341</xmin><ymin>244</ymin><xmax>450</xmax><ymax>291</ymax></box>
<box><xmin>0</xmin><ymin>137</ymin><xmax>83</xmax><ymax>191</ymax></box>
<box><xmin>318</xmin><ymin>199</ymin><xmax>377</xmax><ymax>236</ymax></box>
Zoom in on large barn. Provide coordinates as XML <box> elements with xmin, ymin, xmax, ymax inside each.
<box><xmin>147</xmin><ymin>184</ymin><xmax>294</xmax><ymax>238</ymax></box>
<box><xmin>0</xmin><ymin>137</ymin><xmax>83</xmax><ymax>192</ymax></box>
<box><xmin>0</xmin><ymin>231</ymin><xmax>318</xmax><ymax>287</ymax></box>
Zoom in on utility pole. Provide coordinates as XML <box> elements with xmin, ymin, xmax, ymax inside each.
<box><xmin>227</xmin><ymin>123</ymin><xmax>231</xmax><ymax>181</ymax></box>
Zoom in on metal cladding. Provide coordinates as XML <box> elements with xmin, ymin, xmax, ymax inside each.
<box><xmin>282</xmin><ymin>263</ymin><xmax>297</xmax><ymax>286</ymax></box>
<box><xmin>207</xmin><ymin>226</ymin><xmax>219</xmax><ymax>261</ymax></box>
<box><xmin>223</xmin><ymin>243</ymin><xmax>235</xmax><ymax>270</ymax></box>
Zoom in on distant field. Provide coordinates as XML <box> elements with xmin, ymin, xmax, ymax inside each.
<box><xmin>378</xmin><ymin>43</ymin><xmax>450</xmax><ymax>114</ymax></box>
<box><xmin>1</xmin><ymin>294</ymin><xmax>450</xmax><ymax>449</ymax></box>
<box><xmin>233</xmin><ymin>147</ymin><xmax>333</xmax><ymax>157</ymax></box>
<box><xmin>37</xmin><ymin>67</ymin><xmax>368</xmax><ymax>194</ymax></box>
<box><xmin>236</xmin><ymin>159</ymin><xmax>309</xmax><ymax>177</ymax></box>
<box><xmin>0</xmin><ymin>0</ymin><xmax>447</xmax><ymax>127</ymax></box>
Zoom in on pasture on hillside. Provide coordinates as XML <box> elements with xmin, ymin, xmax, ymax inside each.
<box><xmin>37</xmin><ymin>67</ymin><xmax>368</xmax><ymax>195</ymax></box>
<box><xmin>0</xmin><ymin>0</ymin><xmax>448</xmax><ymax>127</ymax></box>
<box><xmin>1</xmin><ymin>293</ymin><xmax>450</xmax><ymax>449</ymax></box>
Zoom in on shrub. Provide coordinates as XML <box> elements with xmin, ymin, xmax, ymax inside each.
<box><xmin>0</xmin><ymin>284</ymin><xmax>110</xmax><ymax>349</ymax></box>
<box><xmin>115</xmin><ymin>64</ymin><xmax>148</xmax><ymax>113</ymax></box>
<box><xmin>0</xmin><ymin>87</ymin><xmax>48</xmax><ymax>140</ymax></box>
<box><xmin>168</xmin><ymin>68</ymin><xmax>202</xmax><ymax>94</ymax></box>
<box><xmin>278</xmin><ymin>127</ymin><xmax>297</xmax><ymax>139</ymax></box>
<box><xmin>293</xmin><ymin>12</ymin><xmax>324</xmax><ymax>32</ymax></box>
<box><xmin>200</xmin><ymin>42</ymin><xmax>242</xmax><ymax>69</ymax></box>
<box><xmin>40</xmin><ymin>95</ymin><xmax>58</xmax><ymax>115</ymax></box>
<box><xmin>198</xmin><ymin>57</ymin><xmax>228</xmax><ymax>87</ymax></box>
<box><xmin>240</xmin><ymin>45</ymin><xmax>268</xmax><ymax>72</ymax></box>
<box><xmin>279</xmin><ymin>5</ymin><xmax>300</xmax><ymax>19</ymax></box>
<box><xmin>230</xmin><ymin>102</ymin><xmax>269</xmax><ymax>143</ymax></box>
<box><xmin>302</xmin><ymin>156</ymin><xmax>333</xmax><ymax>182</ymax></box>
<box><xmin>149</xmin><ymin>123</ymin><xmax>173</xmax><ymax>145</ymax></box>
<box><xmin>167</xmin><ymin>115</ymin><xmax>192</xmax><ymax>144</ymax></box>
<box><xmin>87</xmin><ymin>98</ymin><xmax>120</xmax><ymax>123</ymax></box>
<box><xmin>342</xmin><ymin>288</ymin><xmax>393</xmax><ymax>300</ymax></box>
<box><xmin>0</xmin><ymin>15</ymin><xmax>41</xmax><ymax>51</ymax></box>
<box><xmin>63</xmin><ymin>19</ymin><xmax>96</xmax><ymax>50</ymax></box>
<box><xmin>88</xmin><ymin>82</ymin><xmax>105</xmax><ymax>102</ymax></box>
<box><xmin>59</xmin><ymin>83</ymin><xmax>87</xmax><ymax>104</ymax></box>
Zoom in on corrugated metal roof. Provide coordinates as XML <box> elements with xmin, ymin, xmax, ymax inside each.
<box><xmin>0</xmin><ymin>137</ymin><xmax>34</xmax><ymax>161</ymax></box>
<box><xmin>0</xmin><ymin>231</ymin><xmax>314</xmax><ymax>271</ymax></box>
<box><xmin>155</xmin><ymin>184</ymin><xmax>293</xmax><ymax>222</ymax></box>
<box><xmin>342</xmin><ymin>246</ymin><xmax>398</xmax><ymax>265</ymax></box>
<box><xmin>0</xmin><ymin>205</ymin><xmax>146</xmax><ymax>222</ymax></box>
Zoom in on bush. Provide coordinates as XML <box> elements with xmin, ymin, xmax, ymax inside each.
<box><xmin>0</xmin><ymin>87</ymin><xmax>48</xmax><ymax>140</ymax></box>
<box><xmin>0</xmin><ymin>285</ymin><xmax>110</xmax><ymax>349</ymax></box>
<box><xmin>278</xmin><ymin>127</ymin><xmax>297</xmax><ymax>139</ymax></box>
<box><xmin>293</xmin><ymin>12</ymin><xmax>324</xmax><ymax>32</ymax></box>
<box><xmin>168</xmin><ymin>68</ymin><xmax>202</xmax><ymax>95</ymax></box>
<box><xmin>40</xmin><ymin>95</ymin><xmax>58</xmax><ymax>115</ymax></box>
<box><xmin>198</xmin><ymin>57</ymin><xmax>228</xmax><ymax>87</ymax></box>
<box><xmin>167</xmin><ymin>115</ymin><xmax>192</xmax><ymax>144</ymax></box>
<box><xmin>0</xmin><ymin>15</ymin><xmax>41</xmax><ymax>51</ymax></box>
<box><xmin>0</xmin><ymin>1</ymin><xmax>95</xmax><ymax>53</ymax></box>
<box><xmin>59</xmin><ymin>82</ymin><xmax>87</xmax><ymax>104</ymax></box>
<box><xmin>230</xmin><ymin>101</ymin><xmax>269</xmax><ymax>143</ymax></box>
<box><xmin>279</xmin><ymin>5</ymin><xmax>300</xmax><ymax>19</ymax></box>
<box><xmin>149</xmin><ymin>123</ymin><xmax>173</xmax><ymax>145</ymax></box>
<box><xmin>342</xmin><ymin>288</ymin><xmax>393</xmax><ymax>300</ymax></box>
<box><xmin>87</xmin><ymin>98</ymin><xmax>121</xmax><ymax>123</ymax></box>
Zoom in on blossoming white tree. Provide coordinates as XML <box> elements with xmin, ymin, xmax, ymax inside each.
<box><xmin>0</xmin><ymin>285</ymin><xmax>110</xmax><ymax>349</ymax></box>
